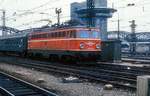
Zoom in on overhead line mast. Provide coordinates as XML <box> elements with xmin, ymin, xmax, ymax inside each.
<box><xmin>1</xmin><ymin>10</ymin><xmax>6</xmax><ymax>36</ymax></box>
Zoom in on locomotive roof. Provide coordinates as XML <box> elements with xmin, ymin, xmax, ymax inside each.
<box><xmin>0</xmin><ymin>26</ymin><xmax>99</xmax><ymax>39</ymax></box>
<box><xmin>23</xmin><ymin>26</ymin><xmax>99</xmax><ymax>33</ymax></box>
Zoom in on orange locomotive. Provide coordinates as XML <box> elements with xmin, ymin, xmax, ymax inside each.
<box><xmin>28</xmin><ymin>27</ymin><xmax>101</xmax><ymax>61</ymax></box>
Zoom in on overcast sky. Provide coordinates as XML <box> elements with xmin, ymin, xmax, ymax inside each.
<box><xmin>0</xmin><ymin>0</ymin><xmax>150</xmax><ymax>32</ymax></box>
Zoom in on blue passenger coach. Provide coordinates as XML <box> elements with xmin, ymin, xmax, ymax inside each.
<box><xmin>0</xmin><ymin>32</ymin><xmax>28</xmax><ymax>55</ymax></box>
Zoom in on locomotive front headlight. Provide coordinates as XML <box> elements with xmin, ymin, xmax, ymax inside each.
<box><xmin>96</xmin><ymin>44</ymin><xmax>101</xmax><ymax>49</ymax></box>
<box><xmin>80</xmin><ymin>43</ymin><xmax>85</xmax><ymax>49</ymax></box>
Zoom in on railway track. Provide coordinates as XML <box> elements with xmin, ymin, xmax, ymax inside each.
<box><xmin>0</xmin><ymin>56</ymin><xmax>137</xmax><ymax>90</ymax></box>
<box><xmin>0</xmin><ymin>72</ymin><xmax>58</xmax><ymax>96</ymax></box>
<box><xmin>122</xmin><ymin>58</ymin><xmax>150</xmax><ymax>64</ymax></box>
<box><xmin>2</xmin><ymin>54</ymin><xmax>150</xmax><ymax>90</ymax></box>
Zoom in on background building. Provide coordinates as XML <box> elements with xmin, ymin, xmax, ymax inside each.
<box><xmin>71</xmin><ymin>0</ymin><xmax>116</xmax><ymax>40</ymax></box>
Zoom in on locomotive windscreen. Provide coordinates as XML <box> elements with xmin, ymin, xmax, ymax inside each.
<box><xmin>77</xmin><ymin>30</ymin><xmax>100</xmax><ymax>38</ymax></box>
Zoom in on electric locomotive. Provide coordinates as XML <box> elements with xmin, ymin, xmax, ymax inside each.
<box><xmin>28</xmin><ymin>27</ymin><xmax>101</xmax><ymax>61</ymax></box>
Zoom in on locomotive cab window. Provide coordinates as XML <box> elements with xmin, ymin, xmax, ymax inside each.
<box><xmin>92</xmin><ymin>31</ymin><xmax>99</xmax><ymax>38</ymax></box>
<box><xmin>77</xmin><ymin>30</ymin><xmax>90</xmax><ymax>38</ymax></box>
<box><xmin>77</xmin><ymin>30</ymin><xmax>100</xmax><ymax>38</ymax></box>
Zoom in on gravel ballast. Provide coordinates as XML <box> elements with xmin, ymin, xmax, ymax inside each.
<box><xmin>0</xmin><ymin>57</ymin><xmax>136</xmax><ymax>96</ymax></box>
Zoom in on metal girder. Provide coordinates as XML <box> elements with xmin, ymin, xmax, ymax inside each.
<box><xmin>108</xmin><ymin>31</ymin><xmax>130</xmax><ymax>40</ymax></box>
<box><xmin>126</xmin><ymin>32</ymin><xmax>150</xmax><ymax>42</ymax></box>
<box><xmin>108</xmin><ymin>31</ymin><xmax>150</xmax><ymax>42</ymax></box>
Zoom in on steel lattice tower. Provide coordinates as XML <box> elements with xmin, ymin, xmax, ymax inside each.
<box><xmin>87</xmin><ymin>0</ymin><xmax>95</xmax><ymax>27</ymax></box>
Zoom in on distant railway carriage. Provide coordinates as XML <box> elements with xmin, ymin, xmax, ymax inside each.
<box><xmin>0</xmin><ymin>33</ymin><xmax>28</xmax><ymax>56</ymax></box>
<box><xmin>28</xmin><ymin>27</ymin><xmax>101</xmax><ymax>60</ymax></box>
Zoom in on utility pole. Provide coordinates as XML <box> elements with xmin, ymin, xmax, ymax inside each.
<box><xmin>55</xmin><ymin>8</ymin><xmax>62</xmax><ymax>26</ymax></box>
<box><xmin>129</xmin><ymin>20</ymin><xmax>137</xmax><ymax>56</ymax></box>
<box><xmin>2</xmin><ymin>10</ymin><xmax>6</xmax><ymax>27</ymax></box>
<box><xmin>117</xmin><ymin>19</ymin><xmax>120</xmax><ymax>40</ymax></box>
<box><xmin>1</xmin><ymin>10</ymin><xmax>6</xmax><ymax>36</ymax></box>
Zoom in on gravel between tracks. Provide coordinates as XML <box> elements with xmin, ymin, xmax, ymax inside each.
<box><xmin>0</xmin><ymin>59</ymin><xmax>136</xmax><ymax>96</ymax></box>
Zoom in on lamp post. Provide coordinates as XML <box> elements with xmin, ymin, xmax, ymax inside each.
<box><xmin>116</xmin><ymin>3</ymin><xmax>135</xmax><ymax>40</ymax></box>
<box><xmin>55</xmin><ymin>8</ymin><xmax>62</xmax><ymax>26</ymax></box>
<box><xmin>129</xmin><ymin>20</ymin><xmax>137</xmax><ymax>56</ymax></box>
<box><xmin>117</xmin><ymin>13</ymin><xmax>120</xmax><ymax>40</ymax></box>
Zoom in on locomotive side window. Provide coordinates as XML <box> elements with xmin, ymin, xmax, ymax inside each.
<box><xmin>49</xmin><ymin>33</ymin><xmax>52</xmax><ymax>38</ymax></box>
<box><xmin>52</xmin><ymin>33</ymin><xmax>54</xmax><ymax>38</ymax></box>
<box><xmin>64</xmin><ymin>31</ymin><xmax>67</xmax><ymax>38</ymax></box>
<box><xmin>70</xmin><ymin>31</ymin><xmax>76</xmax><ymax>38</ymax></box>
<box><xmin>65</xmin><ymin>31</ymin><xmax>69</xmax><ymax>38</ymax></box>
<box><xmin>59</xmin><ymin>32</ymin><xmax>62</xmax><ymax>38</ymax></box>
<box><xmin>30</xmin><ymin>30</ymin><xmax>79</xmax><ymax>39</ymax></box>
